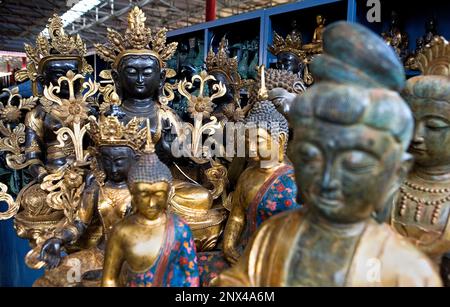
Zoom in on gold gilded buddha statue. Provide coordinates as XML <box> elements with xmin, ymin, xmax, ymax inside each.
<box><xmin>217</xmin><ymin>21</ymin><xmax>442</xmax><ymax>287</ymax></box>
<box><xmin>197</xmin><ymin>99</ymin><xmax>301</xmax><ymax>286</ymax></box>
<box><xmin>102</xmin><ymin>134</ymin><xmax>200</xmax><ymax>287</ymax></box>
<box><xmin>96</xmin><ymin>7</ymin><xmax>229</xmax><ymax>254</ymax></box>
<box><xmin>32</xmin><ymin>115</ymin><xmax>146</xmax><ymax>287</ymax></box>
<box><xmin>302</xmin><ymin>15</ymin><xmax>326</xmax><ymax>55</ymax></box>
<box><xmin>11</xmin><ymin>14</ymin><xmax>93</xmax><ymax>247</ymax></box>
<box><xmin>390</xmin><ymin>36</ymin><xmax>450</xmax><ymax>285</ymax></box>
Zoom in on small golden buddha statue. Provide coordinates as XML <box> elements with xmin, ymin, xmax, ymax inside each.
<box><xmin>102</xmin><ymin>135</ymin><xmax>200</xmax><ymax>287</ymax></box>
<box><xmin>302</xmin><ymin>15</ymin><xmax>326</xmax><ymax>55</ymax></box>
<box><xmin>217</xmin><ymin>22</ymin><xmax>442</xmax><ymax>287</ymax></box>
<box><xmin>32</xmin><ymin>115</ymin><xmax>146</xmax><ymax>287</ymax></box>
<box><xmin>390</xmin><ymin>36</ymin><xmax>450</xmax><ymax>284</ymax></box>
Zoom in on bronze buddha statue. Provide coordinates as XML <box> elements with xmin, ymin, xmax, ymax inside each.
<box><xmin>217</xmin><ymin>21</ymin><xmax>442</xmax><ymax>287</ymax></box>
<box><xmin>206</xmin><ymin>37</ymin><xmax>248</xmax><ymax>124</ymax></box>
<box><xmin>390</xmin><ymin>36</ymin><xmax>450</xmax><ymax>285</ymax></box>
<box><xmin>32</xmin><ymin>115</ymin><xmax>145</xmax><ymax>286</ymax></box>
<box><xmin>96</xmin><ymin>7</ymin><xmax>229</xmax><ymax>254</ymax></box>
<box><xmin>268</xmin><ymin>31</ymin><xmax>312</xmax><ymax>85</ymax></box>
<box><xmin>11</xmin><ymin>14</ymin><xmax>93</xmax><ymax>247</ymax></box>
<box><xmin>102</xmin><ymin>135</ymin><xmax>200</xmax><ymax>287</ymax></box>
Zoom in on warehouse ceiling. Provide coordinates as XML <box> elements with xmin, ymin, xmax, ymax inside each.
<box><xmin>0</xmin><ymin>0</ymin><xmax>294</xmax><ymax>52</ymax></box>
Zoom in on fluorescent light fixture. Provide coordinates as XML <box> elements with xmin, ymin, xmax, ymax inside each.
<box><xmin>42</xmin><ymin>0</ymin><xmax>101</xmax><ymax>36</ymax></box>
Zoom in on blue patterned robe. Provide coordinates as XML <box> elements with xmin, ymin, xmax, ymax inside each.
<box><xmin>123</xmin><ymin>214</ymin><xmax>200</xmax><ymax>287</ymax></box>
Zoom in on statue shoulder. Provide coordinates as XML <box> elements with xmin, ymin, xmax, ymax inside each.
<box><xmin>365</xmin><ymin>221</ymin><xmax>443</xmax><ymax>287</ymax></box>
<box><xmin>249</xmin><ymin>209</ymin><xmax>304</xmax><ymax>251</ymax></box>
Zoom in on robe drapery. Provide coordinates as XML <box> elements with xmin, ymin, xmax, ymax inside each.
<box><xmin>198</xmin><ymin>165</ymin><xmax>300</xmax><ymax>286</ymax></box>
<box><xmin>123</xmin><ymin>214</ymin><xmax>200</xmax><ymax>287</ymax></box>
<box><xmin>218</xmin><ymin>210</ymin><xmax>442</xmax><ymax>287</ymax></box>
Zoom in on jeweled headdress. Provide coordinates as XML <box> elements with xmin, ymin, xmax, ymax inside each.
<box><xmin>415</xmin><ymin>36</ymin><xmax>450</xmax><ymax>76</ymax></box>
<box><xmin>95</xmin><ymin>6</ymin><xmax>177</xmax><ymax>69</ymax></box>
<box><xmin>15</xmin><ymin>14</ymin><xmax>92</xmax><ymax>84</ymax></box>
<box><xmin>206</xmin><ymin>37</ymin><xmax>241</xmax><ymax>88</ymax></box>
<box><xmin>268</xmin><ymin>31</ymin><xmax>305</xmax><ymax>60</ymax></box>
<box><xmin>86</xmin><ymin>115</ymin><xmax>147</xmax><ymax>152</ymax></box>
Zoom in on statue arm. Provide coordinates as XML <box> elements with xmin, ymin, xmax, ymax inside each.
<box><xmin>24</xmin><ymin>108</ymin><xmax>45</xmax><ymax>178</ymax></box>
<box><xmin>223</xmin><ymin>190</ymin><xmax>246</xmax><ymax>264</ymax></box>
<box><xmin>39</xmin><ymin>187</ymin><xmax>96</xmax><ymax>268</ymax></box>
<box><xmin>102</xmin><ymin>226</ymin><xmax>124</xmax><ymax>287</ymax></box>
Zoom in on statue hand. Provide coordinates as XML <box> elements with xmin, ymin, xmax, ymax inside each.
<box><xmin>40</xmin><ymin>237</ymin><xmax>64</xmax><ymax>269</ymax></box>
<box><xmin>224</xmin><ymin>246</ymin><xmax>240</xmax><ymax>265</ymax></box>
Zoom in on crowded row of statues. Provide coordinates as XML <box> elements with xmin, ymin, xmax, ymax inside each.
<box><xmin>0</xmin><ymin>6</ymin><xmax>449</xmax><ymax>287</ymax></box>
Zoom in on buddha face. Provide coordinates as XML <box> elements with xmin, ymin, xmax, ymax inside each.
<box><xmin>407</xmin><ymin>98</ymin><xmax>450</xmax><ymax>169</ymax></box>
<box><xmin>291</xmin><ymin>121</ymin><xmax>404</xmax><ymax>224</ymax></box>
<box><xmin>209</xmin><ymin>71</ymin><xmax>235</xmax><ymax>107</ymax></box>
<box><xmin>316</xmin><ymin>15</ymin><xmax>324</xmax><ymax>25</ymax></box>
<box><xmin>130</xmin><ymin>182</ymin><xmax>170</xmax><ymax>220</ymax></box>
<box><xmin>113</xmin><ymin>55</ymin><xmax>164</xmax><ymax>100</ymax></box>
<box><xmin>99</xmin><ymin>146</ymin><xmax>136</xmax><ymax>184</ymax></box>
<box><xmin>245</xmin><ymin>127</ymin><xmax>285</xmax><ymax>163</ymax></box>
<box><xmin>41</xmin><ymin>59</ymin><xmax>80</xmax><ymax>98</ymax></box>
<box><xmin>268</xmin><ymin>88</ymin><xmax>297</xmax><ymax>123</ymax></box>
<box><xmin>276</xmin><ymin>52</ymin><xmax>301</xmax><ymax>75</ymax></box>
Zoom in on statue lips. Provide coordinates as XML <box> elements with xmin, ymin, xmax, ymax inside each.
<box><xmin>409</xmin><ymin>144</ymin><xmax>427</xmax><ymax>156</ymax></box>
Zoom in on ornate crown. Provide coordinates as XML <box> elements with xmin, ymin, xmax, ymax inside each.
<box><xmin>95</xmin><ymin>6</ymin><xmax>177</xmax><ymax>69</ymax></box>
<box><xmin>268</xmin><ymin>31</ymin><xmax>305</xmax><ymax>60</ymax></box>
<box><xmin>415</xmin><ymin>36</ymin><xmax>450</xmax><ymax>76</ymax></box>
<box><xmin>15</xmin><ymin>14</ymin><xmax>92</xmax><ymax>84</ymax></box>
<box><xmin>206</xmin><ymin>37</ymin><xmax>241</xmax><ymax>87</ymax></box>
<box><xmin>87</xmin><ymin>115</ymin><xmax>147</xmax><ymax>152</ymax></box>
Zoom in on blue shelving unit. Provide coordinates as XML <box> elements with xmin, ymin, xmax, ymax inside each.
<box><xmin>166</xmin><ymin>0</ymin><xmax>450</xmax><ymax>75</ymax></box>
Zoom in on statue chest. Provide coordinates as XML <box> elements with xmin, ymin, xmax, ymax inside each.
<box><xmin>286</xmin><ymin>221</ymin><xmax>361</xmax><ymax>286</ymax></box>
<box><xmin>97</xmin><ymin>186</ymin><xmax>132</xmax><ymax>238</ymax></box>
<box><xmin>392</xmin><ymin>181</ymin><xmax>450</xmax><ymax>257</ymax></box>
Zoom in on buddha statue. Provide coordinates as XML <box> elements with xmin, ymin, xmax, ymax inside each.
<box><xmin>248</xmin><ymin>68</ymin><xmax>305</xmax><ymax>124</ymax></box>
<box><xmin>96</xmin><ymin>7</ymin><xmax>228</xmax><ymax>254</ymax></box>
<box><xmin>12</xmin><ymin>14</ymin><xmax>93</xmax><ymax>247</ymax></box>
<box><xmin>382</xmin><ymin>11</ymin><xmax>409</xmax><ymax>63</ymax></box>
<box><xmin>101</xmin><ymin>136</ymin><xmax>199</xmax><ymax>287</ymax></box>
<box><xmin>198</xmin><ymin>100</ymin><xmax>300</xmax><ymax>286</ymax></box>
<box><xmin>302</xmin><ymin>15</ymin><xmax>326</xmax><ymax>56</ymax></box>
<box><xmin>268</xmin><ymin>31</ymin><xmax>312</xmax><ymax>84</ymax></box>
<box><xmin>206</xmin><ymin>37</ymin><xmax>247</xmax><ymax>124</ymax></box>
<box><xmin>406</xmin><ymin>18</ymin><xmax>440</xmax><ymax>70</ymax></box>
<box><xmin>216</xmin><ymin>22</ymin><xmax>442</xmax><ymax>287</ymax></box>
<box><xmin>95</xmin><ymin>6</ymin><xmax>179</xmax><ymax>155</ymax></box>
<box><xmin>32</xmin><ymin>115</ymin><xmax>145</xmax><ymax>287</ymax></box>
<box><xmin>390</xmin><ymin>36</ymin><xmax>450</xmax><ymax>285</ymax></box>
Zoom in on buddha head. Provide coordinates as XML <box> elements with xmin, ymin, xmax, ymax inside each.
<box><xmin>316</xmin><ymin>15</ymin><xmax>325</xmax><ymax>26</ymax></box>
<box><xmin>87</xmin><ymin>115</ymin><xmax>148</xmax><ymax>185</ymax></box>
<box><xmin>95</xmin><ymin>7</ymin><xmax>177</xmax><ymax>103</ymax></box>
<box><xmin>206</xmin><ymin>37</ymin><xmax>241</xmax><ymax>108</ymax></box>
<box><xmin>99</xmin><ymin>146</ymin><xmax>138</xmax><ymax>184</ymax></box>
<box><xmin>289</xmin><ymin>22</ymin><xmax>413</xmax><ymax>224</ymax></box>
<box><xmin>402</xmin><ymin>37</ymin><xmax>450</xmax><ymax>173</ymax></box>
<box><xmin>268</xmin><ymin>31</ymin><xmax>305</xmax><ymax>75</ymax></box>
<box><xmin>250</xmin><ymin>68</ymin><xmax>305</xmax><ymax>121</ymax></box>
<box><xmin>18</xmin><ymin>14</ymin><xmax>92</xmax><ymax>98</ymax></box>
<box><xmin>245</xmin><ymin>100</ymin><xmax>289</xmax><ymax>165</ymax></box>
<box><xmin>127</xmin><ymin>150</ymin><xmax>173</xmax><ymax>220</ymax></box>
<box><xmin>112</xmin><ymin>54</ymin><xmax>165</xmax><ymax>101</ymax></box>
